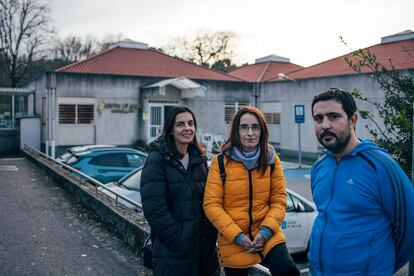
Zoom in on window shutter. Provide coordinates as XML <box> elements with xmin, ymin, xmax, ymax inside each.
<box><xmin>59</xmin><ymin>104</ymin><xmax>76</xmax><ymax>124</ymax></box>
<box><xmin>78</xmin><ymin>104</ymin><xmax>94</xmax><ymax>124</ymax></box>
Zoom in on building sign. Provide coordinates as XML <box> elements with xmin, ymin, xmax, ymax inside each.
<box><xmin>98</xmin><ymin>102</ymin><xmax>141</xmax><ymax>113</ymax></box>
<box><xmin>294</xmin><ymin>104</ymin><xmax>305</xmax><ymax>124</ymax></box>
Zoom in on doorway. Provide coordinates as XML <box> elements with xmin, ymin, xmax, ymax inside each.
<box><xmin>148</xmin><ymin>103</ymin><xmax>177</xmax><ymax>141</ymax></box>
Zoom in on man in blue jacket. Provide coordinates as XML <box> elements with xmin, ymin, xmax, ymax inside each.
<box><xmin>309</xmin><ymin>88</ymin><xmax>414</xmax><ymax>275</ymax></box>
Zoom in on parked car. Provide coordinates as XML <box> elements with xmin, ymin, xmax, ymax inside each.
<box><xmin>99</xmin><ymin>166</ymin><xmax>143</xmax><ymax>211</ymax></box>
<box><xmin>103</xmin><ymin>165</ymin><xmax>316</xmax><ymax>254</ymax></box>
<box><xmin>283</xmin><ymin>188</ymin><xmax>316</xmax><ymax>254</ymax></box>
<box><xmin>56</xmin><ymin>144</ymin><xmax>115</xmax><ymax>163</ymax></box>
<box><xmin>58</xmin><ymin>146</ymin><xmax>148</xmax><ymax>184</ymax></box>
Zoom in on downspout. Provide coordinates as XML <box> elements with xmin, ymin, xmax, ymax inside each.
<box><xmin>46</xmin><ymin>72</ymin><xmax>57</xmax><ymax>157</ymax></box>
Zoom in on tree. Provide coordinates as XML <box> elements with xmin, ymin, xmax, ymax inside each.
<box><xmin>211</xmin><ymin>58</ymin><xmax>238</xmax><ymax>72</ymax></box>
<box><xmin>54</xmin><ymin>33</ymin><xmax>126</xmax><ymax>63</ymax></box>
<box><xmin>345</xmin><ymin>45</ymin><xmax>414</xmax><ymax>177</ymax></box>
<box><xmin>0</xmin><ymin>0</ymin><xmax>53</xmax><ymax>87</ymax></box>
<box><xmin>163</xmin><ymin>31</ymin><xmax>238</xmax><ymax>70</ymax></box>
<box><xmin>54</xmin><ymin>35</ymin><xmax>100</xmax><ymax>63</ymax></box>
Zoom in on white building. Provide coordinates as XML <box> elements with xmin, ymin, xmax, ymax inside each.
<box><xmin>25</xmin><ymin>31</ymin><xmax>414</xmax><ymax>160</ymax></box>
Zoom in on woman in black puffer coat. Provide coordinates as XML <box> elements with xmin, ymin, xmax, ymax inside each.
<box><xmin>140</xmin><ymin>106</ymin><xmax>219</xmax><ymax>276</ymax></box>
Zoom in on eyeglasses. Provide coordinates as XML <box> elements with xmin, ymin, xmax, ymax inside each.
<box><xmin>238</xmin><ymin>124</ymin><xmax>262</xmax><ymax>133</ymax></box>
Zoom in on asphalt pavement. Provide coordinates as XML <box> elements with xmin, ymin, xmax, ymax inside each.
<box><xmin>0</xmin><ymin>157</ymin><xmax>151</xmax><ymax>276</ymax></box>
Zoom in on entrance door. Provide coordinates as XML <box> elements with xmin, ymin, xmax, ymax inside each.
<box><xmin>149</xmin><ymin>104</ymin><xmax>176</xmax><ymax>141</ymax></box>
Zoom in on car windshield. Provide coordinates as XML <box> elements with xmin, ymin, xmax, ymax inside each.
<box><xmin>120</xmin><ymin>169</ymin><xmax>142</xmax><ymax>191</ymax></box>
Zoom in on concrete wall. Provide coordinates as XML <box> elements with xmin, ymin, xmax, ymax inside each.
<box><xmin>55</xmin><ymin>74</ymin><xmax>143</xmax><ymax>146</ymax></box>
<box><xmin>186</xmin><ymin>79</ymin><xmax>253</xmax><ymax>139</ymax></box>
<box><xmin>22</xmin><ymin>147</ymin><xmax>149</xmax><ymax>251</ymax></box>
<box><xmin>20</xmin><ymin>117</ymin><xmax>41</xmax><ymax>150</ymax></box>
<box><xmin>30</xmin><ymin>73</ymin><xmax>253</xmax><ymax>147</ymax></box>
<box><xmin>30</xmin><ymin>74</ymin><xmax>155</xmax><ymax>147</ymax></box>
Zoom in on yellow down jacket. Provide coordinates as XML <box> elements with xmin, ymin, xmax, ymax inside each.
<box><xmin>203</xmin><ymin>153</ymin><xmax>287</xmax><ymax>268</ymax></box>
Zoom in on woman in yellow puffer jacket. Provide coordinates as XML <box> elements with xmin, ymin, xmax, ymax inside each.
<box><xmin>204</xmin><ymin>106</ymin><xmax>299</xmax><ymax>276</ymax></box>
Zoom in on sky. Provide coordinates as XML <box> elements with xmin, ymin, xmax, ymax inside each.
<box><xmin>49</xmin><ymin>0</ymin><xmax>414</xmax><ymax>67</ymax></box>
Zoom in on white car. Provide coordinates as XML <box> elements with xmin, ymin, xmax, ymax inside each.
<box><xmin>102</xmin><ymin>166</ymin><xmax>316</xmax><ymax>254</ymax></box>
<box><xmin>99</xmin><ymin>167</ymin><xmax>142</xmax><ymax>211</ymax></box>
<box><xmin>283</xmin><ymin>188</ymin><xmax>317</xmax><ymax>254</ymax></box>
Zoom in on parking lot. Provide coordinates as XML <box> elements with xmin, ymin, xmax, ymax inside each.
<box><xmin>0</xmin><ymin>157</ymin><xmax>151</xmax><ymax>276</ymax></box>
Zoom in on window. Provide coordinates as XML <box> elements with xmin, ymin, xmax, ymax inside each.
<box><xmin>286</xmin><ymin>193</ymin><xmax>295</xmax><ymax>212</ymax></box>
<box><xmin>89</xmin><ymin>153</ymin><xmax>128</xmax><ymax>167</ymax></box>
<box><xmin>262</xmin><ymin>102</ymin><xmax>281</xmax><ymax>125</ymax></box>
<box><xmin>0</xmin><ymin>95</ymin><xmax>12</xmax><ymax>128</ymax></box>
<box><xmin>77</xmin><ymin>105</ymin><xmax>94</xmax><ymax>124</ymax></box>
<box><xmin>224</xmin><ymin>101</ymin><xmax>249</xmax><ymax>123</ymax></box>
<box><xmin>59</xmin><ymin>104</ymin><xmax>76</xmax><ymax>124</ymax></box>
<box><xmin>123</xmin><ymin>170</ymin><xmax>142</xmax><ymax>191</ymax></box>
<box><xmin>59</xmin><ymin>104</ymin><xmax>94</xmax><ymax>124</ymax></box>
<box><xmin>0</xmin><ymin>94</ymin><xmax>29</xmax><ymax>128</ymax></box>
<box><xmin>14</xmin><ymin>95</ymin><xmax>28</xmax><ymax>118</ymax></box>
<box><xmin>126</xmin><ymin>153</ymin><xmax>147</xmax><ymax>168</ymax></box>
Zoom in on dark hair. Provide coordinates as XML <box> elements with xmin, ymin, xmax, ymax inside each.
<box><xmin>161</xmin><ymin>105</ymin><xmax>203</xmax><ymax>158</ymax></box>
<box><xmin>222</xmin><ymin>106</ymin><xmax>270</xmax><ymax>173</ymax></box>
<box><xmin>311</xmin><ymin>88</ymin><xmax>357</xmax><ymax>118</ymax></box>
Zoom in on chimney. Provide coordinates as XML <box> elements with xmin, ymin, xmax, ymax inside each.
<box><xmin>255</xmin><ymin>54</ymin><xmax>290</xmax><ymax>64</ymax></box>
<box><xmin>109</xmin><ymin>39</ymin><xmax>149</xmax><ymax>50</ymax></box>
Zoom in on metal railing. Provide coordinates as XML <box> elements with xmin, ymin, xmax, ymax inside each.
<box><xmin>23</xmin><ymin>144</ymin><xmax>143</xmax><ymax>213</ymax></box>
<box><xmin>251</xmin><ymin>264</ymin><xmax>271</xmax><ymax>275</ymax></box>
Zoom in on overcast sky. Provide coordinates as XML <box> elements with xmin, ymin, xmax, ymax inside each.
<box><xmin>49</xmin><ymin>0</ymin><xmax>414</xmax><ymax>67</ymax></box>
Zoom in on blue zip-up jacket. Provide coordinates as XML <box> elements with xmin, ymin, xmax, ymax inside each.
<box><xmin>309</xmin><ymin>140</ymin><xmax>414</xmax><ymax>275</ymax></box>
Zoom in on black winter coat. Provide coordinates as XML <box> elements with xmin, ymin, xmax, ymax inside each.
<box><xmin>140</xmin><ymin>141</ymin><xmax>219</xmax><ymax>276</ymax></box>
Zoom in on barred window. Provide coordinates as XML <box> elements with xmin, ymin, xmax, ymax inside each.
<box><xmin>59</xmin><ymin>104</ymin><xmax>94</xmax><ymax>124</ymax></box>
<box><xmin>262</xmin><ymin>102</ymin><xmax>281</xmax><ymax>125</ymax></box>
<box><xmin>224</xmin><ymin>101</ymin><xmax>249</xmax><ymax>123</ymax></box>
<box><xmin>78</xmin><ymin>104</ymin><xmax>94</xmax><ymax>124</ymax></box>
<box><xmin>264</xmin><ymin>112</ymin><xmax>281</xmax><ymax>124</ymax></box>
<box><xmin>59</xmin><ymin>104</ymin><xmax>76</xmax><ymax>124</ymax></box>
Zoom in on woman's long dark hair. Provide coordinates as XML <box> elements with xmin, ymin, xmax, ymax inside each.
<box><xmin>222</xmin><ymin>106</ymin><xmax>271</xmax><ymax>173</ymax></box>
<box><xmin>160</xmin><ymin>105</ymin><xmax>203</xmax><ymax>158</ymax></box>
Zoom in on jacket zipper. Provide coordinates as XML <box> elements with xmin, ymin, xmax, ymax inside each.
<box><xmin>248</xmin><ymin>170</ymin><xmax>254</xmax><ymax>239</ymax></box>
<box><xmin>319</xmin><ymin>159</ymin><xmax>339</xmax><ymax>272</ymax></box>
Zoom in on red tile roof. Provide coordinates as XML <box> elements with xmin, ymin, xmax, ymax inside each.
<box><xmin>228</xmin><ymin>61</ymin><xmax>303</xmax><ymax>82</ymax></box>
<box><xmin>278</xmin><ymin>39</ymin><xmax>414</xmax><ymax>81</ymax></box>
<box><xmin>57</xmin><ymin>47</ymin><xmax>243</xmax><ymax>81</ymax></box>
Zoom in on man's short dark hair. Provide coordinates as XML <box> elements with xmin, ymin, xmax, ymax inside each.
<box><xmin>311</xmin><ymin>88</ymin><xmax>357</xmax><ymax>118</ymax></box>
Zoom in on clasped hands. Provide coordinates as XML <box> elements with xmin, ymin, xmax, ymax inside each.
<box><xmin>239</xmin><ymin>233</ymin><xmax>265</xmax><ymax>252</ymax></box>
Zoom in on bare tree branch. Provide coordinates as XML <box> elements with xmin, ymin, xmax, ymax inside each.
<box><xmin>162</xmin><ymin>30</ymin><xmax>237</xmax><ymax>70</ymax></box>
<box><xmin>0</xmin><ymin>0</ymin><xmax>53</xmax><ymax>87</ymax></box>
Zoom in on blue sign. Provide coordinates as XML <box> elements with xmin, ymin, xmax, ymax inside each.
<box><xmin>294</xmin><ymin>104</ymin><xmax>305</xmax><ymax>124</ymax></box>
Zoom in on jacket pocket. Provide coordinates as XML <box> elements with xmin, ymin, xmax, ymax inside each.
<box><xmin>325</xmin><ymin>231</ymin><xmax>373</xmax><ymax>274</ymax></box>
